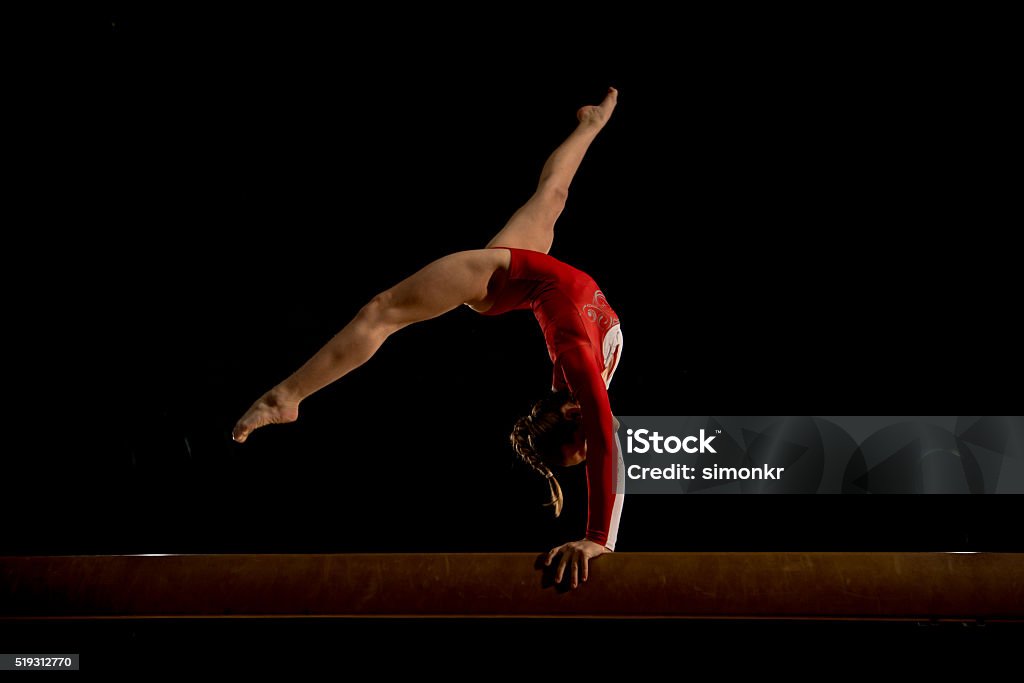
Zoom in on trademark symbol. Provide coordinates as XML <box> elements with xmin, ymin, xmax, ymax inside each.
<box><xmin>716</xmin><ymin>429</ymin><xmax>722</xmax><ymax>434</ymax></box>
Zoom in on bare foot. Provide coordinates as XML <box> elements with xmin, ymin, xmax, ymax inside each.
<box><xmin>577</xmin><ymin>87</ymin><xmax>618</xmax><ymax>128</ymax></box>
<box><xmin>232</xmin><ymin>389</ymin><xmax>299</xmax><ymax>443</ymax></box>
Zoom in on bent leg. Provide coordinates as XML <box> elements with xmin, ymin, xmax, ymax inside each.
<box><xmin>486</xmin><ymin>87</ymin><xmax>617</xmax><ymax>254</ymax></box>
<box><xmin>232</xmin><ymin>249</ymin><xmax>507</xmax><ymax>442</ymax></box>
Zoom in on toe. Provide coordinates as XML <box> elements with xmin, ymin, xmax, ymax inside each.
<box><xmin>232</xmin><ymin>420</ymin><xmax>251</xmax><ymax>443</ymax></box>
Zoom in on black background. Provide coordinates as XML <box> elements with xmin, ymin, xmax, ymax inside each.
<box><xmin>6</xmin><ymin>8</ymin><xmax>1019</xmax><ymax>556</ymax></box>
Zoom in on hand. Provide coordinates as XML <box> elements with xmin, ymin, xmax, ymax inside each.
<box><xmin>544</xmin><ymin>539</ymin><xmax>609</xmax><ymax>589</ymax></box>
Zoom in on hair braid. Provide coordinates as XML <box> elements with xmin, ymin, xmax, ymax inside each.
<box><xmin>509</xmin><ymin>390</ymin><xmax>576</xmax><ymax>517</ymax></box>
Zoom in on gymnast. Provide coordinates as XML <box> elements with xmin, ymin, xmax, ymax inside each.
<box><xmin>233</xmin><ymin>88</ymin><xmax>624</xmax><ymax>589</ymax></box>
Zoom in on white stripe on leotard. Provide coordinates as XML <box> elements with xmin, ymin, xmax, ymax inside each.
<box><xmin>604</xmin><ymin>427</ymin><xmax>626</xmax><ymax>551</ymax></box>
<box><xmin>602</xmin><ymin>323</ymin><xmax>623</xmax><ymax>388</ymax></box>
<box><xmin>602</xmin><ymin>325</ymin><xmax>624</xmax><ymax>551</ymax></box>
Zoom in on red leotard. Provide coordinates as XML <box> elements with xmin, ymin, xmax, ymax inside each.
<box><xmin>483</xmin><ymin>247</ymin><xmax>624</xmax><ymax>549</ymax></box>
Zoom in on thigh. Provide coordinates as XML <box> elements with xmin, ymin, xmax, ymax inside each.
<box><xmin>484</xmin><ymin>188</ymin><xmax>564</xmax><ymax>254</ymax></box>
<box><xmin>380</xmin><ymin>249</ymin><xmax>510</xmax><ymax>327</ymax></box>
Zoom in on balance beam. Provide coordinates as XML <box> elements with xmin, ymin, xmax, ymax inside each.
<box><xmin>2</xmin><ymin>553</ymin><xmax>1021</xmax><ymax>620</ymax></box>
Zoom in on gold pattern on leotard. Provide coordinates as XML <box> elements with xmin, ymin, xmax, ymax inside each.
<box><xmin>583</xmin><ymin>290</ymin><xmax>616</xmax><ymax>330</ymax></box>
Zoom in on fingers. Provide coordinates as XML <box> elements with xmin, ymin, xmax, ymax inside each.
<box><xmin>546</xmin><ymin>544</ymin><xmax>592</xmax><ymax>589</ymax></box>
<box><xmin>555</xmin><ymin>551</ymin><xmax>570</xmax><ymax>585</ymax></box>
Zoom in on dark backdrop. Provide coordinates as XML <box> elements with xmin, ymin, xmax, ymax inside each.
<box><xmin>6</xmin><ymin>8</ymin><xmax>1017</xmax><ymax>555</ymax></box>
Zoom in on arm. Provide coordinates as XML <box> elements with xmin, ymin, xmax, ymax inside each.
<box><xmin>543</xmin><ymin>344</ymin><xmax>622</xmax><ymax>587</ymax></box>
<box><xmin>567</xmin><ymin>346</ymin><xmax>618</xmax><ymax>547</ymax></box>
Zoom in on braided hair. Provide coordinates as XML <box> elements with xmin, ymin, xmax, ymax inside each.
<box><xmin>509</xmin><ymin>389</ymin><xmax>578</xmax><ymax>517</ymax></box>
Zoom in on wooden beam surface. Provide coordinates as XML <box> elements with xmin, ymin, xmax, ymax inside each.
<box><xmin>2</xmin><ymin>553</ymin><xmax>1021</xmax><ymax>620</ymax></box>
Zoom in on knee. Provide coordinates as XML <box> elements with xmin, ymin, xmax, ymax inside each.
<box><xmin>539</xmin><ymin>181</ymin><xmax>568</xmax><ymax>210</ymax></box>
<box><xmin>357</xmin><ymin>290</ymin><xmax>398</xmax><ymax>331</ymax></box>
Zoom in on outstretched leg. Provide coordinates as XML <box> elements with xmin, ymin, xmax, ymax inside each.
<box><xmin>232</xmin><ymin>249</ymin><xmax>509</xmax><ymax>442</ymax></box>
<box><xmin>487</xmin><ymin>87</ymin><xmax>617</xmax><ymax>254</ymax></box>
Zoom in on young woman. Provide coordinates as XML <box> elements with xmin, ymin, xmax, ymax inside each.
<box><xmin>233</xmin><ymin>88</ymin><xmax>624</xmax><ymax>589</ymax></box>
